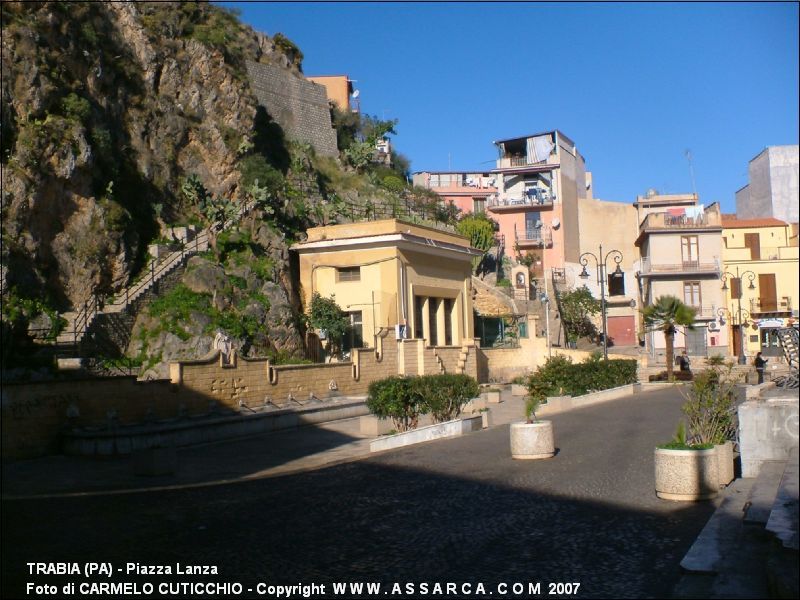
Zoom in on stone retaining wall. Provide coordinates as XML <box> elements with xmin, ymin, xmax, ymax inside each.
<box><xmin>246</xmin><ymin>61</ymin><xmax>338</xmax><ymax>156</ymax></box>
<box><xmin>2</xmin><ymin>329</ymin><xmax>479</xmax><ymax>459</ymax></box>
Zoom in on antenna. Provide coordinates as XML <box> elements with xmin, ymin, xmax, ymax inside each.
<box><xmin>685</xmin><ymin>149</ymin><xmax>697</xmax><ymax>199</ymax></box>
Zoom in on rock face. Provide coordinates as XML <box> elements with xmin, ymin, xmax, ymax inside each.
<box><xmin>1</xmin><ymin>2</ymin><xmax>301</xmax><ymax>308</ymax></box>
<box><xmin>2</xmin><ymin>2</ymin><xmax>315</xmax><ymax>370</ymax></box>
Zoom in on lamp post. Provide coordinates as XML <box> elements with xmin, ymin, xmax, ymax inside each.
<box><xmin>579</xmin><ymin>244</ymin><xmax>624</xmax><ymax>361</ymax></box>
<box><xmin>720</xmin><ymin>266</ymin><xmax>756</xmax><ymax>364</ymax></box>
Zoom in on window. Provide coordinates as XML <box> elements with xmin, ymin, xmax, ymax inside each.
<box><xmin>729</xmin><ymin>277</ymin><xmax>741</xmax><ymax>300</ymax></box>
<box><xmin>473</xmin><ymin>198</ymin><xmax>485</xmax><ymax>214</ymax></box>
<box><xmin>413</xmin><ymin>296</ymin><xmax>424</xmax><ymax>339</ymax></box>
<box><xmin>342</xmin><ymin>311</ymin><xmax>363</xmax><ymax>353</ymax></box>
<box><xmin>444</xmin><ymin>298</ymin><xmax>454</xmax><ymax>346</ymax></box>
<box><xmin>607</xmin><ymin>272</ymin><xmax>625</xmax><ymax>296</ymax></box>
<box><xmin>428</xmin><ymin>298</ymin><xmax>439</xmax><ymax>346</ymax></box>
<box><xmin>681</xmin><ymin>236</ymin><xmax>699</xmax><ymax>267</ymax></box>
<box><xmin>683</xmin><ymin>281</ymin><xmax>701</xmax><ymax>307</ymax></box>
<box><xmin>337</xmin><ymin>267</ymin><xmax>361</xmax><ymax>282</ymax></box>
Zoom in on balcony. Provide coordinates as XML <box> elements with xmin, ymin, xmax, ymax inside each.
<box><xmin>487</xmin><ymin>193</ymin><xmax>554</xmax><ymax>212</ymax></box>
<box><xmin>684</xmin><ymin>305</ymin><xmax>720</xmax><ymax>320</ymax></box>
<box><xmin>493</xmin><ymin>157</ymin><xmax>558</xmax><ymax>173</ymax></box>
<box><xmin>639</xmin><ymin>211</ymin><xmax>722</xmax><ymax>232</ymax></box>
<box><xmin>515</xmin><ymin>227</ymin><xmax>553</xmax><ymax>248</ymax></box>
<box><xmin>638</xmin><ymin>256</ymin><xmax>721</xmax><ymax>277</ymax></box>
<box><xmin>420</xmin><ymin>174</ymin><xmax>497</xmax><ymax>194</ymax></box>
<box><xmin>751</xmin><ymin>296</ymin><xmax>793</xmax><ymax>316</ymax></box>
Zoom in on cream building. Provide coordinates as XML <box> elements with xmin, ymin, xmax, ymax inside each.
<box><xmin>720</xmin><ymin>216</ymin><xmax>799</xmax><ymax>360</ymax></box>
<box><xmin>292</xmin><ymin>219</ymin><xmax>481</xmax><ymax>353</ymax></box>
<box><xmin>634</xmin><ymin>192</ymin><xmax>728</xmax><ymax>360</ymax></box>
<box><xmin>574</xmin><ymin>197</ymin><xmax>640</xmax><ymax>347</ymax></box>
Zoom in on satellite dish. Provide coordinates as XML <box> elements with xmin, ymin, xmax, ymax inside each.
<box><xmin>552</xmin><ymin>218</ymin><xmax>561</xmax><ymax>229</ymax></box>
<box><xmin>352</xmin><ymin>89</ymin><xmax>360</xmax><ymax>98</ymax></box>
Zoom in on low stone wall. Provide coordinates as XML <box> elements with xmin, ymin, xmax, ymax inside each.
<box><xmin>738</xmin><ymin>396</ymin><xmax>799</xmax><ymax>478</ymax></box>
<box><xmin>538</xmin><ymin>384</ymin><xmax>641</xmax><ymax>416</ymax></box>
<box><xmin>62</xmin><ymin>398</ymin><xmax>369</xmax><ymax>456</ymax></box>
<box><xmin>2</xmin><ymin>329</ymin><xmax>480</xmax><ymax>460</ymax></box>
<box><xmin>480</xmin><ymin>338</ymin><xmax>641</xmax><ymax>383</ymax></box>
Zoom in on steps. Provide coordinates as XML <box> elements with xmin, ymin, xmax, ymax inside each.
<box><xmin>676</xmin><ymin>447</ymin><xmax>799</xmax><ymax>599</ymax></box>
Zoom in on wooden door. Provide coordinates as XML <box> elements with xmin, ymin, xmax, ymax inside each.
<box><xmin>744</xmin><ymin>233</ymin><xmax>760</xmax><ymax>260</ymax></box>
<box><xmin>732</xmin><ymin>326</ymin><xmax>742</xmax><ymax>358</ymax></box>
<box><xmin>758</xmin><ymin>273</ymin><xmax>777</xmax><ymax>311</ymax></box>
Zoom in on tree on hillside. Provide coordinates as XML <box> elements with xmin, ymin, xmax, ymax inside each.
<box><xmin>642</xmin><ymin>295</ymin><xmax>697</xmax><ymax>381</ymax></box>
<box><xmin>559</xmin><ymin>286</ymin><xmax>601</xmax><ymax>343</ymax></box>
<box><xmin>309</xmin><ymin>293</ymin><xmax>350</xmax><ymax>362</ymax></box>
<box><xmin>456</xmin><ymin>213</ymin><xmax>497</xmax><ymax>275</ymax></box>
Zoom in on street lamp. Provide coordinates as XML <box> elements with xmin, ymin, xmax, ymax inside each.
<box><xmin>579</xmin><ymin>244</ymin><xmax>624</xmax><ymax>361</ymax></box>
<box><xmin>720</xmin><ymin>266</ymin><xmax>756</xmax><ymax>364</ymax></box>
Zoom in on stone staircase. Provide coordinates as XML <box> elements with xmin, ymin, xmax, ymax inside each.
<box><xmin>53</xmin><ymin>198</ymin><xmax>259</xmax><ymax>362</ymax></box>
<box><xmin>55</xmin><ymin>229</ymin><xmax>211</xmax><ymax>351</ymax></box>
<box><xmin>676</xmin><ymin>447</ymin><xmax>798</xmax><ymax>598</ymax></box>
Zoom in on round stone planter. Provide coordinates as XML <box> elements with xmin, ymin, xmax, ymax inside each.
<box><xmin>654</xmin><ymin>447</ymin><xmax>718</xmax><ymax>501</ymax></box>
<box><xmin>510</xmin><ymin>421</ymin><xmax>555</xmax><ymax>460</ymax></box>
<box><xmin>715</xmin><ymin>441</ymin><xmax>735</xmax><ymax>488</ymax></box>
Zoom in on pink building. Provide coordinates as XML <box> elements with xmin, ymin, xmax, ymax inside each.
<box><xmin>411</xmin><ymin>171</ymin><xmax>497</xmax><ymax>216</ymax></box>
<box><xmin>415</xmin><ymin>131</ymin><xmax>589</xmax><ymax>275</ymax></box>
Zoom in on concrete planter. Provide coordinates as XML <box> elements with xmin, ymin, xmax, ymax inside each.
<box><xmin>360</xmin><ymin>415</ymin><xmax>394</xmax><ymax>436</ymax></box>
<box><xmin>483</xmin><ymin>390</ymin><xmax>502</xmax><ymax>404</ymax></box>
<box><xmin>511</xmin><ymin>384</ymin><xmax>527</xmax><ymax>397</ymax></box>
<box><xmin>714</xmin><ymin>441</ymin><xmax>735</xmax><ymax>488</ymax></box>
<box><xmin>370</xmin><ymin>416</ymin><xmax>481</xmax><ymax>453</ymax></box>
<box><xmin>654</xmin><ymin>447</ymin><xmax>718</xmax><ymax>501</ymax></box>
<box><xmin>510</xmin><ymin>421</ymin><xmax>555</xmax><ymax>460</ymax></box>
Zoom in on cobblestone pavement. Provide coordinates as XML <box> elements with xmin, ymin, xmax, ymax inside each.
<box><xmin>2</xmin><ymin>387</ymin><xmax>716</xmax><ymax>599</ymax></box>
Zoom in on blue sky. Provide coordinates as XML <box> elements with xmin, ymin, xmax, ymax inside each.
<box><xmin>223</xmin><ymin>1</ymin><xmax>799</xmax><ymax>212</ymax></box>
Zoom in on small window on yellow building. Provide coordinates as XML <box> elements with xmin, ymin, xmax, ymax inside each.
<box><xmin>337</xmin><ymin>267</ymin><xmax>361</xmax><ymax>282</ymax></box>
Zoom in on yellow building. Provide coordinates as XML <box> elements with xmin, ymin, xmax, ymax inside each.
<box><xmin>306</xmin><ymin>75</ymin><xmax>354</xmax><ymax>111</ymax></box>
<box><xmin>292</xmin><ymin>220</ymin><xmax>481</xmax><ymax>353</ymax></box>
<box><xmin>720</xmin><ymin>217</ymin><xmax>799</xmax><ymax>360</ymax></box>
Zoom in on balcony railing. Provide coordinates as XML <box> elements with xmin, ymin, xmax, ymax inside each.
<box><xmin>515</xmin><ymin>228</ymin><xmax>553</xmax><ymax>247</ymax></box>
<box><xmin>639</xmin><ymin>256</ymin><xmax>721</xmax><ymax>275</ymax></box>
<box><xmin>487</xmin><ymin>193</ymin><xmax>554</xmax><ymax>209</ymax></box>
<box><xmin>640</xmin><ymin>211</ymin><xmax>721</xmax><ymax>231</ymax></box>
<box><xmin>751</xmin><ymin>296</ymin><xmax>792</xmax><ymax>315</ymax></box>
<box><xmin>496</xmin><ymin>156</ymin><xmax>556</xmax><ymax>170</ymax></box>
<box><xmin>684</xmin><ymin>304</ymin><xmax>719</xmax><ymax>320</ymax></box>
<box><xmin>423</xmin><ymin>174</ymin><xmax>497</xmax><ymax>190</ymax></box>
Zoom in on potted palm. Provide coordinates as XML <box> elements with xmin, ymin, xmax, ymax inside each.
<box><xmin>654</xmin><ymin>361</ymin><xmax>738</xmax><ymax>500</ymax></box>
<box><xmin>510</xmin><ymin>381</ymin><xmax>555</xmax><ymax>460</ymax></box>
<box><xmin>642</xmin><ymin>295</ymin><xmax>696</xmax><ymax>381</ymax></box>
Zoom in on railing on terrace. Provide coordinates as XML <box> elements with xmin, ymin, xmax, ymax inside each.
<box><xmin>487</xmin><ymin>194</ymin><xmax>554</xmax><ymax>209</ymax></box>
<box><xmin>640</xmin><ymin>211</ymin><xmax>721</xmax><ymax>231</ymax></box>
<box><xmin>639</xmin><ymin>256</ymin><xmax>721</xmax><ymax>275</ymax></box>
<box><xmin>684</xmin><ymin>305</ymin><xmax>719</xmax><ymax>319</ymax></box>
<box><xmin>751</xmin><ymin>296</ymin><xmax>793</xmax><ymax>315</ymax></box>
<box><xmin>424</xmin><ymin>174</ymin><xmax>497</xmax><ymax>190</ymax></box>
<box><xmin>515</xmin><ymin>228</ymin><xmax>553</xmax><ymax>247</ymax></box>
<box><xmin>497</xmin><ymin>156</ymin><xmax>555</xmax><ymax>169</ymax></box>
<box><xmin>726</xmin><ymin>246</ymin><xmax>798</xmax><ymax>261</ymax></box>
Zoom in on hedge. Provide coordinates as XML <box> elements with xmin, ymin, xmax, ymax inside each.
<box><xmin>367</xmin><ymin>374</ymin><xmax>479</xmax><ymax>431</ymax></box>
<box><xmin>526</xmin><ymin>354</ymin><xmax>638</xmax><ymax>405</ymax></box>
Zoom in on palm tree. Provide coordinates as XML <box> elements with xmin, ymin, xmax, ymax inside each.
<box><xmin>642</xmin><ymin>295</ymin><xmax>697</xmax><ymax>380</ymax></box>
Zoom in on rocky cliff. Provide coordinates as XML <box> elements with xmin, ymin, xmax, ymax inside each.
<box><xmin>0</xmin><ymin>1</ymin><xmax>333</xmax><ymax>375</ymax></box>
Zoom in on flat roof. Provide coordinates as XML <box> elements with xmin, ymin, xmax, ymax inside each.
<box><xmin>492</xmin><ymin>129</ymin><xmax>575</xmax><ymax>148</ymax></box>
